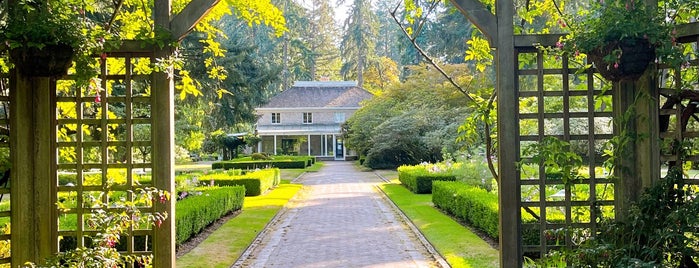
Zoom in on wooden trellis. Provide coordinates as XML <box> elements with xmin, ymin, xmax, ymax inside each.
<box><xmin>451</xmin><ymin>0</ymin><xmax>699</xmax><ymax>265</ymax></box>
<box><xmin>54</xmin><ymin>51</ymin><xmax>156</xmax><ymax>256</ymax></box>
<box><xmin>2</xmin><ymin>0</ymin><xmax>221</xmax><ymax>266</ymax></box>
<box><xmin>515</xmin><ymin>44</ymin><xmax>616</xmax><ymax>257</ymax></box>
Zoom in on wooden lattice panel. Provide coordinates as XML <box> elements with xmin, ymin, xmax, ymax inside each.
<box><xmin>54</xmin><ymin>52</ymin><xmax>155</xmax><ymax>258</ymax></box>
<box><xmin>515</xmin><ymin>49</ymin><xmax>616</xmax><ymax>257</ymax></box>
<box><xmin>658</xmin><ymin>36</ymin><xmax>699</xmax><ymax>184</ymax></box>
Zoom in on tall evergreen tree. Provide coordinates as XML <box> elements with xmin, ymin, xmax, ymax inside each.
<box><xmin>339</xmin><ymin>0</ymin><xmax>378</xmax><ymax>86</ymax></box>
<box><xmin>306</xmin><ymin>0</ymin><xmax>341</xmax><ymax>80</ymax></box>
<box><xmin>373</xmin><ymin>1</ymin><xmax>403</xmax><ymax>64</ymax></box>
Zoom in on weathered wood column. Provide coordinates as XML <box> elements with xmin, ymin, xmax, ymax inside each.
<box><xmin>613</xmin><ymin>74</ymin><xmax>660</xmax><ymax>220</ymax></box>
<box><xmin>152</xmin><ymin>0</ymin><xmax>176</xmax><ymax>266</ymax></box>
<box><xmin>613</xmin><ymin>0</ymin><xmax>660</xmax><ymax>220</ymax></box>
<box><xmin>10</xmin><ymin>74</ymin><xmax>55</xmax><ymax>265</ymax></box>
<box><xmin>494</xmin><ymin>0</ymin><xmax>521</xmax><ymax>266</ymax></box>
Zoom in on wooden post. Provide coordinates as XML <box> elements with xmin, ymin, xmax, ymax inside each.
<box><xmin>614</xmin><ymin>73</ymin><xmax>659</xmax><ymax>220</ymax></box>
<box><xmin>495</xmin><ymin>0</ymin><xmax>521</xmax><ymax>266</ymax></box>
<box><xmin>152</xmin><ymin>0</ymin><xmax>176</xmax><ymax>266</ymax></box>
<box><xmin>10</xmin><ymin>74</ymin><xmax>55</xmax><ymax>265</ymax></box>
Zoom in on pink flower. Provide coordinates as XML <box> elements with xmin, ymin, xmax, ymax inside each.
<box><xmin>95</xmin><ymin>93</ymin><xmax>101</xmax><ymax>103</ymax></box>
<box><xmin>555</xmin><ymin>41</ymin><xmax>564</xmax><ymax>49</ymax></box>
<box><xmin>614</xmin><ymin>62</ymin><xmax>619</xmax><ymax>69</ymax></box>
<box><xmin>558</xmin><ymin>19</ymin><xmax>567</xmax><ymax>28</ymax></box>
<box><xmin>574</xmin><ymin>50</ymin><xmax>580</xmax><ymax>57</ymax></box>
<box><xmin>106</xmin><ymin>237</ymin><xmax>117</xmax><ymax>248</ymax></box>
<box><xmin>155</xmin><ymin>219</ymin><xmax>162</xmax><ymax>228</ymax></box>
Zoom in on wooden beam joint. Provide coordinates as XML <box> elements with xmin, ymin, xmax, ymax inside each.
<box><xmin>170</xmin><ymin>0</ymin><xmax>222</xmax><ymax>41</ymax></box>
<box><xmin>449</xmin><ymin>0</ymin><xmax>498</xmax><ymax>46</ymax></box>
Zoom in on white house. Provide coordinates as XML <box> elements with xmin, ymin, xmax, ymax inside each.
<box><xmin>254</xmin><ymin>81</ymin><xmax>373</xmax><ymax>160</ymax></box>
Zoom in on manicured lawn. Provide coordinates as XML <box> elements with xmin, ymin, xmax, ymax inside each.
<box><xmin>379</xmin><ymin>181</ymin><xmax>499</xmax><ymax>268</ymax></box>
<box><xmin>176</xmin><ymin>182</ymin><xmax>302</xmax><ymax>268</ymax></box>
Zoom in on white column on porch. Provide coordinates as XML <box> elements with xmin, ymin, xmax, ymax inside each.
<box><xmin>307</xmin><ymin>134</ymin><xmax>311</xmax><ymax>156</ymax></box>
<box><xmin>273</xmin><ymin>135</ymin><xmax>277</xmax><ymax>155</ymax></box>
<box><xmin>332</xmin><ymin>135</ymin><xmax>337</xmax><ymax>158</ymax></box>
<box><xmin>257</xmin><ymin>138</ymin><xmax>262</xmax><ymax>153</ymax></box>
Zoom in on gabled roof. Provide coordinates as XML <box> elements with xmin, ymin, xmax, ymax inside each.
<box><xmin>260</xmin><ymin>81</ymin><xmax>373</xmax><ymax>109</ymax></box>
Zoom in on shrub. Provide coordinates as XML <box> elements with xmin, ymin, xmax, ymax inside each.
<box><xmin>175</xmin><ymin>186</ymin><xmax>245</xmax><ymax>246</ymax></box>
<box><xmin>251</xmin><ymin>153</ymin><xmax>269</xmax><ymax>160</ymax></box>
<box><xmin>433</xmin><ymin>181</ymin><xmax>499</xmax><ymax>239</ymax></box>
<box><xmin>197</xmin><ymin>168</ymin><xmax>280</xmax><ymax>196</ymax></box>
<box><xmin>433</xmin><ymin>181</ymin><xmax>565</xmax><ymax>245</ymax></box>
<box><xmin>397</xmin><ymin>164</ymin><xmax>457</xmax><ymax>194</ymax></box>
<box><xmin>212</xmin><ymin>160</ymin><xmax>306</xmax><ymax>170</ymax></box>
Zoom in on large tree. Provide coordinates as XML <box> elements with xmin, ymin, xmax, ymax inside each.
<box><xmin>345</xmin><ymin>63</ymin><xmax>477</xmax><ymax>169</ymax></box>
<box><xmin>339</xmin><ymin>0</ymin><xmax>378</xmax><ymax>86</ymax></box>
<box><xmin>306</xmin><ymin>0</ymin><xmax>342</xmax><ymax>80</ymax></box>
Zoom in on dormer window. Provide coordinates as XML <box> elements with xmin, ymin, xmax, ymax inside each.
<box><xmin>303</xmin><ymin>112</ymin><xmax>313</xmax><ymax>124</ymax></box>
<box><xmin>271</xmin><ymin>113</ymin><xmax>281</xmax><ymax>124</ymax></box>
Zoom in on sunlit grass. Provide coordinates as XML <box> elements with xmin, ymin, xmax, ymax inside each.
<box><xmin>176</xmin><ymin>182</ymin><xmax>302</xmax><ymax>268</ymax></box>
<box><xmin>380</xmin><ymin>182</ymin><xmax>499</xmax><ymax>268</ymax></box>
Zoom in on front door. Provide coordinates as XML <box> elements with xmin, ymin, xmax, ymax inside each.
<box><xmin>335</xmin><ymin>139</ymin><xmax>344</xmax><ymax>160</ymax></box>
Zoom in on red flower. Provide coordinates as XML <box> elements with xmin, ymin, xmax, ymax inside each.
<box><xmin>95</xmin><ymin>93</ymin><xmax>101</xmax><ymax>103</ymax></box>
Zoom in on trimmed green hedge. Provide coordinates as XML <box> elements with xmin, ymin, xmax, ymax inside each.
<box><xmin>398</xmin><ymin>165</ymin><xmax>457</xmax><ymax>194</ymax></box>
<box><xmin>212</xmin><ymin>160</ymin><xmax>306</xmax><ymax>170</ymax></box>
<box><xmin>433</xmin><ymin>181</ymin><xmax>499</xmax><ymax>239</ymax></box>
<box><xmin>212</xmin><ymin>156</ymin><xmax>315</xmax><ymax>170</ymax></box>
<box><xmin>197</xmin><ymin>168</ymin><xmax>280</xmax><ymax>196</ymax></box>
<box><xmin>433</xmin><ymin>181</ymin><xmax>565</xmax><ymax>245</ymax></box>
<box><xmin>175</xmin><ymin>186</ymin><xmax>246</xmax><ymax>246</ymax></box>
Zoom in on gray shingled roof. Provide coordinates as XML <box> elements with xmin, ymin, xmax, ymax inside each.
<box><xmin>261</xmin><ymin>81</ymin><xmax>373</xmax><ymax>109</ymax></box>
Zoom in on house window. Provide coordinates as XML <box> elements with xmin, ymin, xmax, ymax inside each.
<box><xmin>334</xmin><ymin>112</ymin><xmax>345</xmax><ymax>123</ymax></box>
<box><xmin>271</xmin><ymin>113</ymin><xmax>281</xmax><ymax>124</ymax></box>
<box><xmin>303</xmin><ymin>112</ymin><xmax>313</xmax><ymax>124</ymax></box>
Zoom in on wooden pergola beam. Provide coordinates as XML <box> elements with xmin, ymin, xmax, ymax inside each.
<box><xmin>170</xmin><ymin>0</ymin><xmax>222</xmax><ymax>41</ymax></box>
<box><xmin>449</xmin><ymin>0</ymin><xmax>498</xmax><ymax>46</ymax></box>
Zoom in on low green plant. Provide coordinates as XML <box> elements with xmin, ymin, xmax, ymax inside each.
<box><xmin>197</xmin><ymin>168</ymin><xmax>280</xmax><ymax>196</ymax></box>
<box><xmin>398</xmin><ymin>163</ymin><xmax>458</xmax><ymax>194</ymax></box>
<box><xmin>176</xmin><ymin>183</ymin><xmax>302</xmax><ymax>267</ymax></box>
<box><xmin>175</xmin><ymin>186</ymin><xmax>246</xmax><ymax>246</ymax></box>
<box><xmin>250</xmin><ymin>153</ymin><xmax>269</xmax><ymax>160</ymax></box>
<box><xmin>432</xmin><ymin>181</ymin><xmax>499</xmax><ymax>239</ymax></box>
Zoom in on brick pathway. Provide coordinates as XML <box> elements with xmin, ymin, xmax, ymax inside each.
<box><xmin>234</xmin><ymin>161</ymin><xmax>441</xmax><ymax>268</ymax></box>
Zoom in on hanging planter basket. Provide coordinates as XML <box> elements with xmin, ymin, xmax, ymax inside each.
<box><xmin>587</xmin><ymin>38</ymin><xmax>656</xmax><ymax>82</ymax></box>
<box><xmin>10</xmin><ymin>44</ymin><xmax>75</xmax><ymax>77</ymax></box>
